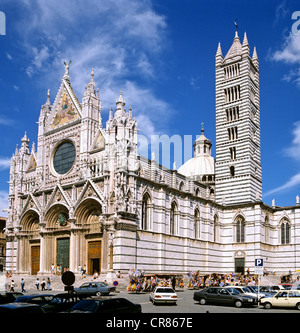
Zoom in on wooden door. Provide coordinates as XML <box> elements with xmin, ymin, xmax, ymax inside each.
<box><xmin>88</xmin><ymin>241</ymin><xmax>101</xmax><ymax>275</ymax></box>
<box><xmin>31</xmin><ymin>245</ymin><xmax>40</xmax><ymax>275</ymax></box>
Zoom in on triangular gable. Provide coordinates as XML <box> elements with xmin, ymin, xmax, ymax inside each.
<box><xmin>47</xmin><ymin>79</ymin><xmax>82</xmax><ymax>131</ymax></box>
<box><xmin>21</xmin><ymin>194</ymin><xmax>41</xmax><ymax>217</ymax></box>
<box><xmin>45</xmin><ymin>183</ymin><xmax>72</xmax><ymax>211</ymax></box>
<box><xmin>75</xmin><ymin>180</ymin><xmax>104</xmax><ymax>210</ymax></box>
<box><xmin>27</xmin><ymin>153</ymin><xmax>37</xmax><ymax>172</ymax></box>
<box><xmin>91</xmin><ymin>128</ymin><xmax>106</xmax><ymax>151</ymax></box>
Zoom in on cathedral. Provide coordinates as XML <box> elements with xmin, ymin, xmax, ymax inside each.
<box><xmin>5</xmin><ymin>32</ymin><xmax>300</xmax><ymax>277</ymax></box>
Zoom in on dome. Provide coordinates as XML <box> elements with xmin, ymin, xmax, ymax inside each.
<box><xmin>178</xmin><ymin>128</ymin><xmax>215</xmax><ymax>180</ymax></box>
<box><xmin>178</xmin><ymin>155</ymin><xmax>215</xmax><ymax>179</ymax></box>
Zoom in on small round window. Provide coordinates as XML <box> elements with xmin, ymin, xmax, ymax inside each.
<box><xmin>53</xmin><ymin>141</ymin><xmax>76</xmax><ymax>175</ymax></box>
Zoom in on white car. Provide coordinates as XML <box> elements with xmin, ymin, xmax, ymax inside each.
<box><xmin>149</xmin><ymin>286</ymin><xmax>177</xmax><ymax>305</ymax></box>
<box><xmin>260</xmin><ymin>290</ymin><xmax>300</xmax><ymax>310</ymax></box>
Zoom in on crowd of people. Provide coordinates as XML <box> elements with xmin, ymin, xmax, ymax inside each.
<box><xmin>126</xmin><ymin>269</ymin><xmax>262</xmax><ymax>292</ymax></box>
<box><xmin>186</xmin><ymin>271</ymin><xmax>259</xmax><ymax>289</ymax></box>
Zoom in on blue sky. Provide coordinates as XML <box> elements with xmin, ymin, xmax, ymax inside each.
<box><xmin>0</xmin><ymin>0</ymin><xmax>300</xmax><ymax>215</ymax></box>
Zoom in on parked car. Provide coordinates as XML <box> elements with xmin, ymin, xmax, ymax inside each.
<box><xmin>38</xmin><ymin>293</ymin><xmax>84</xmax><ymax>313</ymax></box>
<box><xmin>149</xmin><ymin>287</ymin><xmax>177</xmax><ymax>305</ymax></box>
<box><xmin>279</xmin><ymin>283</ymin><xmax>294</xmax><ymax>290</ymax></box>
<box><xmin>224</xmin><ymin>285</ymin><xmax>260</xmax><ymax>299</ymax></box>
<box><xmin>0</xmin><ymin>302</ymin><xmax>45</xmax><ymax>313</ymax></box>
<box><xmin>260</xmin><ymin>290</ymin><xmax>300</xmax><ymax>310</ymax></box>
<box><xmin>0</xmin><ymin>292</ymin><xmax>23</xmax><ymax>305</ymax></box>
<box><xmin>14</xmin><ymin>294</ymin><xmax>55</xmax><ymax>305</ymax></box>
<box><xmin>194</xmin><ymin>287</ymin><xmax>258</xmax><ymax>308</ymax></box>
<box><xmin>259</xmin><ymin>285</ymin><xmax>284</xmax><ymax>294</ymax></box>
<box><xmin>247</xmin><ymin>285</ymin><xmax>274</xmax><ymax>298</ymax></box>
<box><xmin>68</xmin><ymin>298</ymin><xmax>142</xmax><ymax>313</ymax></box>
<box><xmin>74</xmin><ymin>282</ymin><xmax>116</xmax><ymax>296</ymax></box>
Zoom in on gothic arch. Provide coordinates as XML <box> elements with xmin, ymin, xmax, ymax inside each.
<box><xmin>44</xmin><ymin>203</ymin><xmax>70</xmax><ymax>229</ymax></box>
<box><xmin>75</xmin><ymin>198</ymin><xmax>102</xmax><ymax>225</ymax></box>
<box><xmin>234</xmin><ymin>214</ymin><xmax>245</xmax><ymax>243</ymax></box>
<box><xmin>141</xmin><ymin>192</ymin><xmax>152</xmax><ymax>231</ymax></box>
<box><xmin>20</xmin><ymin>209</ymin><xmax>40</xmax><ymax>232</ymax></box>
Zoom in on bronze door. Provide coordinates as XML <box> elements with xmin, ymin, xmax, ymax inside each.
<box><xmin>31</xmin><ymin>245</ymin><xmax>40</xmax><ymax>275</ymax></box>
<box><xmin>88</xmin><ymin>241</ymin><xmax>101</xmax><ymax>275</ymax></box>
<box><xmin>56</xmin><ymin>238</ymin><xmax>70</xmax><ymax>272</ymax></box>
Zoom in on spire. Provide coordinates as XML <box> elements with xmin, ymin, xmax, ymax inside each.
<box><xmin>216</xmin><ymin>42</ymin><xmax>223</xmax><ymax>57</ymax></box>
<box><xmin>46</xmin><ymin>89</ymin><xmax>50</xmax><ymax>105</ymax></box>
<box><xmin>252</xmin><ymin>46</ymin><xmax>258</xmax><ymax>60</ymax></box>
<box><xmin>109</xmin><ymin>106</ymin><xmax>113</xmax><ymax>120</ymax></box>
<box><xmin>242</xmin><ymin>31</ymin><xmax>250</xmax><ymax>57</ymax></box>
<box><xmin>252</xmin><ymin>46</ymin><xmax>259</xmax><ymax>67</ymax></box>
<box><xmin>224</xmin><ymin>31</ymin><xmax>242</xmax><ymax>61</ymax></box>
<box><xmin>115</xmin><ymin>91</ymin><xmax>125</xmax><ymax>117</ymax></box>
<box><xmin>215</xmin><ymin>42</ymin><xmax>223</xmax><ymax>66</ymax></box>
<box><xmin>242</xmin><ymin>31</ymin><xmax>249</xmax><ymax>46</ymax></box>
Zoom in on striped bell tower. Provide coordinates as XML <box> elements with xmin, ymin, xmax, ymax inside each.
<box><xmin>215</xmin><ymin>31</ymin><xmax>262</xmax><ymax>205</ymax></box>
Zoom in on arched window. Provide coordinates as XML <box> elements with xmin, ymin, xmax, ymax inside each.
<box><xmin>236</xmin><ymin>216</ymin><xmax>245</xmax><ymax>243</ymax></box>
<box><xmin>141</xmin><ymin>193</ymin><xmax>151</xmax><ymax>230</ymax></box>
<box><xmin>265</xmin><ymin>215</ymin><xmax>270</xmax><ymax>243</ymax></box>
<box><xmin>170</xmin><ymin>202</ymin><xmax>178</xmax><ymax>235</ymax></box>
<box><xmin>194</xmin><ymin>209</ymin><xmax>200</xmax><ymax>239</ymax></box>
<box><xmin>280</xmin><ymin>219</ymin><xmax>290</xmax><ymax>244</ymax></box>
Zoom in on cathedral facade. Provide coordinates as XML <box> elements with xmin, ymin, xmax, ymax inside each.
<box><xmin>5</xmin><ymin>32</ymin><xmax>300</xmax><ymax>277</ymax></box>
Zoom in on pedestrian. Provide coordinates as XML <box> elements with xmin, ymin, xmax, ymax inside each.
<box><xmin>78</xmin><ymin>264</ymin><xmax>82</xmax><ymax>276</ymax></box>
<box><xmin>41</xmin><ymin>279</ymin><xmax>46</xmax><ymax>291</ymax></box>
<box><xmin>21</xmin><ymin>278</ymin><xmax>26</xmax><ymax>292</ymax></box>
<box><xmin>35</xmin><ymin>278</ymin><xmax>40</xmax><ymax>290</ymax></box>
<box><xmin>10</xmin><ymin>280</ymin><xmax>16</xmax><ymax>292</ymax></box>
<box><xmin>51</xmin><ymin>263</ymin><xmax>55</xmax><ymax>275</ymax></box>
<box><xmin>82</xmin><ymin>265</ymin><xmax>86</xmax><ymax>278</ymax></box>
<box><xmin>47</xmin><ymin>277</ymin><xmax>51</xmax><ymax>290</ymax></box>
<box><xmin>172</xmin><ymin>276</ymin><xmax>176</xmax><ymax>290</ymax></box>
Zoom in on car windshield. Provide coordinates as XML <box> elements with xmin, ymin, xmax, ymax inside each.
<box><xmin>155</xmin><ymin>288</ymin><xmax>175</xmax><ymax>293</ymax></box>
<box><xmin>72</xmin><ymin>300</ymin><xmax>99</xmax><ymax>311</ymax></box>
<box><xmin>98</xmin><ymin>282</ymin><xmax>108</xmax><ymax>287</ymax></box>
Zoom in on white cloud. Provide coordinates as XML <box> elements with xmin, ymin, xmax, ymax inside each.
<box><xmin>15</xmin><ymin>0</ymin><xmax>170</xmax><ymax>136</ymax></box>
<box><xmin>0</xmin><ymin>158</ymin><xmax>11</xmax><ymax>170</ymax></box>
<box><xmin>271</xmin><ymin>33</ymin><xmax>300</xmax><ymax>87</ymax></box>
<box><xmin>272</xmin><ymin>33</ymin><xmax>300</xmax><ymax>64</ymax></box>
<box><xmin>0</xmin><ymin>191</ymin><xmax>8</xmax><ymax>217</ymax></box>
<box><xmin>264</xmin><ymin>172</ymin><xmax>300</xmax><ymax>197</ymax></box>
<box><xmin>284</xmin><ymin>121</ymin><xmax>300</xmax><ymax>161</ymax></box>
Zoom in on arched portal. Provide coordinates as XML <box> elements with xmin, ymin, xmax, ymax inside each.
<box><xmin>44</xmin><ymin>204</ymin><xmax>70</xmax><ymax>273</ymax></box>
<box><xmin>19</xmin><ymin>210</ymin><xmax>40</xmax><ymax>274</ymax></box>
<box><xmin>75</xmin><ymin>198</ymin><xmax>103</xmax><ymax>275</ymax></box>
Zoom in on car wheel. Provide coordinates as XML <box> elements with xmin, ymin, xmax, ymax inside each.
<box><xmin>264</xmin><ymin>302</ymin><xmax>272</xmax><ymax>309</ymax></box>
<box><xmin>199</xmin><ymin>298</ymin><xmax>206</xmax><ymax>305</ymax></box>
<box><xmin>234</xmin><ymin>300</ymin><xmax>243</xmax><ymax>308</ymax></box>
<box><xmin>96</xmin><ymin>292</ymin><xmax>101</xmax><ymax>296</ymax></box>
<box><xmin>296</xmin><ymin>303</ymin><xmax>300</xmax><ymax>310</ymax></box>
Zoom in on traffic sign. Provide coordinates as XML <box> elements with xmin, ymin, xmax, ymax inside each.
<box><xmin>62</xmin><ymin>271</ymin><xmax>75</xmax><ymax>286</ymax></box>
<box><xmin>255</xmin><ymin>259</ymin><xmax>263</xmax><ymax>267</ymax></box>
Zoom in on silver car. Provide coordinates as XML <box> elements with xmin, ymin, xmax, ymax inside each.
<box><xmin>74</xmin><ymin>282</ymin><xmax>116</xmax><ymax>296</ymax></box>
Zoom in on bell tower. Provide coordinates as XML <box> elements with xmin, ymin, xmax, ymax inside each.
<box><xmin>215</xmin><ymin>31</ymin><xmax>262</xmax><ymax>205</ymax></box>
